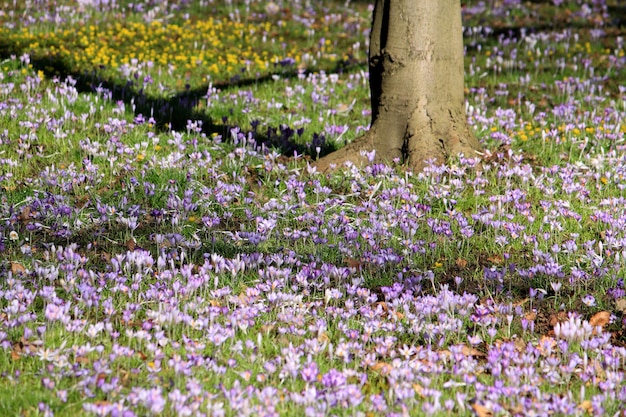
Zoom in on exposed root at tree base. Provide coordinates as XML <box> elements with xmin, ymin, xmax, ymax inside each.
<box><xmin>313</xmin><ymin>113</ymin><xmax>484</xmax><ymax>175</ymax></box>
<box><xmin>312</xmin><ymin>132</ymin><xmax>376</xmax><ymax>173</ymax></box>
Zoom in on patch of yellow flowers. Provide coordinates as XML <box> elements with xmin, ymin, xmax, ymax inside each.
<box><xmin>510</xmin><ymin>123</ymin><xmax>626</xmax><ymax>144</ymax></box>
<box><xmin>1</xmin><ymin>17</ymin><xmax>312</xmax><ymax>85</ymax></box>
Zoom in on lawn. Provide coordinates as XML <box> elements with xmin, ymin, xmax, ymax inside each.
<box><xmin>0</xmin><ymin>0</ymin><xmax>625</xmax><ymax>416</ymax></box>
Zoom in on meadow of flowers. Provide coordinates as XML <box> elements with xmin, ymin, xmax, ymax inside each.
<box><xmin>1</xmin><ymin>0</ymin><xmax>626</xmax><ymax>416</ymax></box>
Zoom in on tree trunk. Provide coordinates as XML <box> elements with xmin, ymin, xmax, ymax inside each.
<box><xmin>315</xmin><ymin>0</ymin><xmax>481</xmax><ymax>172</ymax></box>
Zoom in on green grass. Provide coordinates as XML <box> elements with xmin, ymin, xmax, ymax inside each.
<box><xmin>1</xmin><ymin>0</ymin><xmax>626</xmax><ymax>416</ymax></box>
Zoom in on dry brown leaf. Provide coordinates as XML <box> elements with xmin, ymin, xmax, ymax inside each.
<box><xmin>75</xmin><ymin>356</ymin><xmax>90</xmax><ymax>365</ymax></box>
<box><xmin>514</xmin><ymin>298</ymin><xmax>530</xmax><ymax>308</ymax></box>
<box><xmin>96</xmin><ymin>373</ymin><xmax>107</xmax><ymax>384</ymax></box>
<box><xmin>471</xmin><ymin>402</ymin><xmax>494</xmax><ymax>417</ymax></box>
<box><xmin>616</xmin><ymin>298</ymin><xmax>626</xmax><ymax>314</ymax></box>
<box><xmin>370</xmin><ymin>362</ymin><xmax>392</xmax><ymax>375</ymax></box>
<box><xmin>120</xmin><ymin>369</ymin><xmax>130</xmax><ymax>385</ymax></box>
<box><xmin>462</xmin><ymin>345</ymin><xmax>486</xmax><ymax>357</ymax></box>
<box><xmin>20</xmin><ymin>336</ymin><xmax>36</xmax><ymax>350</ymax></box>
<box><xmin>11</xmin><ymin>346</ymin><xmax>21</xmax><ymax>361</ymax></box>
<box><xmin>537</xmin><ymin>335</ymin><xmax>556</xmax><ymax>355</ymax></box>
<box><xmin>549</xmin><ymin>311</ymin><xmax>568</xmax><ymax>327</ymax></box>
<box><xmin>346</xmin><ymin>258</ymin><xmax>363</xmax><ymax>270</ymax></box>
<box><xmin>317</xmin><ymin>331</ymin><xmax>330</xmax><ymax>343</ymax></box>
<box><xmin>277</xmin><ymin>336</ymin><xmax>291</xmax><ymax>347</ymax></box>
<box><xmin>260</xmin><ymin>323</ymin><xmax>275</xmax><ymax>335</ymax></box>
<box><xmin>505</xmin><ymin>404</ymin><xmax>525</xmax><ymax>415</ymax></box>
<box><xmin>591</xmin><ymin>358</ymin><xmax>606</xmax><ymax>380</ymax></box>
<box><xmin>456</xmin><ymin>258</ymin><xmax>468</xmax><ymax>268</ymax></box>
<box><xmin>237</xmin><ymin>289</ymin><xmax>249</xmax><ymax>305</ymax></box>
<box><xmin>524</xmin><ymin>311</ymin><xmax>537</xmax><ymax>321</ymax></box>
<box><xmin>123</xmin><ymin>319</ymin><xmax>139</xmax><ymax>328</ymax></box>
<box><xmin>578</xmin><ymin>400</ymin><xmax>593</xmax><ymax>414</ymax></box>
<box><xmin>372</xmin><ymin>301</ymin><xmax>404</xmax><ymax>320</ymax></box>
<box><xmin>126</xmin><ymin>239</ymin><xmax>137</xmax><ymax>251</ymax></box>
<box><xmin>374</xmin><ymin>301</ymin><xmax>389</xmax><ymax>312</ymax></box>
<box><xmin>10</xmin><ymin>262</ymin><xmax>26</xmax><ymax>275</ymax></box>
<box><xmin>509</xmin><ymin>338</ymin><xmax>526</xmax><ymax>352</ymax></box>
<box><xmin>390</xmin><ymin>310</ymin><xmax>405</xmax><ymax>320</ymax></box>
<box><xmin>335</xmin><ymin>102</ymin><xmax>352</xmax><ymax>114</ymax></box>
<box><xmin>486</xmin><ymin>255</ymin><xmax>503</xmax><ymax>265</ymax></box>
<box><xmin>19</xmin><ymin>206</ymin><xmax>31</xmax><ymax>223</ymax></box>
<box><xmin>589</xmin><ymin>311</ymin><xmax>611</xmax><ymax>329</ymax></box>
<box><xmin>412</xmin><ymin>383</ymin><xmax>425</xmax><ymax>398</ymax></box>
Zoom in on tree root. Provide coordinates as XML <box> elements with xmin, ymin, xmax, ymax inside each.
<box><xmin>312</xmin><ymin>131</ymin><xmax>376</xmax><ymax>173</ymax></box>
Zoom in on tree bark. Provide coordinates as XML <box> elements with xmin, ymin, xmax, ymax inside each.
<box><xmin>315</xmin><ymin>0</ymin><xmax>481</xmax><ymax>172</ymax></box>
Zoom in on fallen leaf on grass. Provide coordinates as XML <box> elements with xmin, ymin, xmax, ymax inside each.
<box><xmin>537</xmin><ymin>335</ymin><xmax>556</xmax><ymax>355</ymax></box>
<box><xmin>462</xmin><ymin>345</ymin><xmax>486</xmax><ymax>357</ymax></box>
<box><xmin>549</xmin><ymin>311</ymin><xmax>568</xmax><ymax>327</ymax></box>
<box><xmin>101</xmin><ymin>252</ymin><xmax>112</xmax><ymax>263</ymax></box>
<box><xmin>514</xmin><ymin>298</ymin><xmax>530</xmax><ymax>308</ymax></box>
<box><xmin>504</xmin><ymin>404</ymin><xmax>525</xmax><ymax>415</ymax></box>
<box><xmin>10</xmin><ymin>262</ymin><xmax>26</xmax><ymax>275</ymax></box>
<box><xmin>335</xmin><ymin>101</ymin><xmax>354</xmax><ymax>114</ymax></box>
<box><xmin>75</xmin><ymin>356</ymin><xmax>90</xmax><ymax>365</ymax></box>
<box><xmin>589</xmin><ymin>311</ymin><xmax>611</xmax><ymax>329</ymax></box>
<box><xmin>277</xmin><ymin>336</ymin><xmax>292</xmax><ymax>347</ymax></box>
<box><xmin>412</xmin><ymin>383</ymin><xmax>425</xmax><ymax>398</ymax></box>
<box><xmin>346</xmin><ymin>258</ymin><xmax>363</xmax><ymax>270</ymax></box>
<box><xmin>590</xmin><ymin>358</ymin><xmax>606</xmax><ymax>380</ymax></box>
<box><xmin>125</xmin><ymin>239</ymin><xmax>136</xmax><ymax>251</ymax></box>
<box><xmin>440</xmin><ymin>345</ymin><xmax>486</xmax><ymax>358</ymax></box>
<box><xmin>237</xmin><ymin>288</ymin><xmax>249</xmax><ymax>306</ymax></box>
<box><xmin>512</xmin><ymin>338</ymin><xmax>527</xmax><ymax>352</ymax></box>
<box><xmin>11</xmin><ymin>337</ymin><xmax>41</xmax><ymax>361</ymax></box>
<box><xmin>372</xmin><ymin>302</ymin><xmax>405</xmax><ymax>320</ymax></box>
<box><xmin>260</xmin><ymin>323</ymin><xmax>275</xmax><ymax>335</ymax></box>
<box><xmin>455</xmin><ymin>257</ymin><xmax>468</xmax><ymax>268</ymax></box>
<box><xmin>119</xmin><ymin>370</ymin><xmax>130</xmax><ymax>385</ymax></box>
<box><xmin>317</xmin><ymin>331</ymin><xmax>330</xmax><ymax>343</ymax></box>
<box><xmin>18</xmin><ymin>206</ymin><xmax>31</xmax><ymax>223</ymax></box>
<box><xmin>486</xmin><ymin>255</ymin><xmax>503</xmax><ymax>265</ymax></box>
<box><xmin>471</xmin><ymin>401</ymin><xmax>494</xmax><ymax>417</ymax></box>
<box><xmin>11</xmin><ymin>345</ymin><xmax>21</xmax><ymax>361</ymax></box>
<box><xmin>524</xmin><ymin>311</ymin><xmax>537</xmax><ymax>321</ymax></box>
<box><xmin>96</xmin><ymin>373</ymin><xmax>108</xmax><ymax>385</ymax></box>
<box><xmin>390</xmin><ymin>310</ymin><xmax>404</xmax><ymax>320</ymax></box>
<box><xmin>578</xmin><ymin>400</ymin><xmax>593</xmax><ymax>414</ymax></box>
<box><xmin>370</xmin><ymin>362</ymin><xmax>392</xmax><ymax>375</ymax></box>
<box><xmin>371</xmin><ymin>300</ymin><xmax>386</xmax><ymax>311</ymax></box>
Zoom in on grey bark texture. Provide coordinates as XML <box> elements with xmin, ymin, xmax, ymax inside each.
<box><xmin>314</xmin><ymin>0</ymin><xmax>481</xmax><ymax>172</ymax></box>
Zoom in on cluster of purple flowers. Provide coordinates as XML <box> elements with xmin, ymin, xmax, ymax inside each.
<box><xmin>1</xmin><ymin>0</ymin><xmax>626</xmax><ymax>415</ymax></box>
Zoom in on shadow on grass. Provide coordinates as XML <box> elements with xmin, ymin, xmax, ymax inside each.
<box><xmin>1</xmin><ymin>0</ymin><xmax>623</xmax><ymax>157</ymax></box>
<box><xmin>0</xmin><ymin>39</ymin><xmax>355</xmax><ymax>159</ymax></box>
<box><xmin>464</xmin><ymin>3</ymin><xmax>626</xmax><ymax>51</ymax></box>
